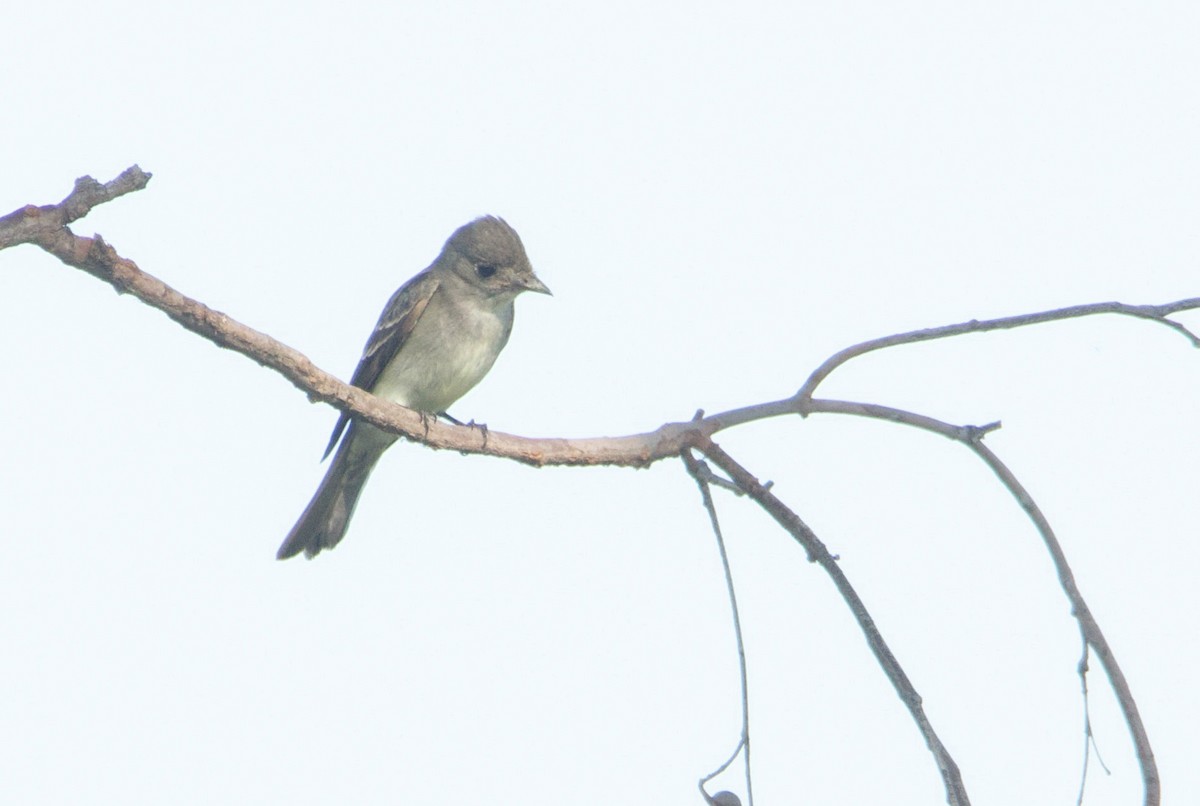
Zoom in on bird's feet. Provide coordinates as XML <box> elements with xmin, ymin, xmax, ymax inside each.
<box><xmin>440</xmin><ymin>411</ymin><xmax>489</xmax><ymax>447</ymax></box>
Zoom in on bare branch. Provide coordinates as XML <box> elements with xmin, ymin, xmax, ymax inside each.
<box><xmin>694</xmin><ymin>438</ymin><xmax>972</xmax><ymax>806</ymax></box>
<box><xmin>969</xmin><ymin>439</ymin><xmax>1159</xmax><ymax>805</ymax></box>
<box><xmin>1075</xmin><ymin>638</ymin><xmax>1112</xmax><ymax>806</ymax></box>
<box><xmin>805</xmin><ymin>398</ymin><xmax>1003</xmax><ymax>441</ymax></box>
<box><xmin>0</xmin><ymin>171</ymin><xmax>706</xmax><ymax>465</ymax></box>
<box><xmin>802</xmin><ymin>398</ymin><xmax>1160</xmax><ymax>806</ymax></box>
<box><xmin>0</xmin><ymin>166</ymin><xmax>152</xmax><ymax>249</ymax></box>
<box><xmin>60</xmin><ymin>166</ymin><xmax>154</xmax><ymax>224</ymax></box>
<box><xmin>3</xmin><ymin>168</ymin><xmax>1197</xmax><ymax>479</ymax></box>
<box><xmin>796</xmin><ymin>300</ymin><xmax>1200</xmax><ymax>401</ymax></box>
<box><xmin>683</xmin><ymin>450</ymin><xmax>754</xmax><ymax>806</ymax></box>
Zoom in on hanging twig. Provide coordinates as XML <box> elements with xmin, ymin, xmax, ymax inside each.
<box><xmin>682</xmin><ymin>449</ymin><xmax>754</xmax><ymax>806</ymax></box>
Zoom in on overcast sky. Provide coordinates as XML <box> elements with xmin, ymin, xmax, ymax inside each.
<box><xmin>3</xmin><ymin>2</ymin><xmax>1198</xmax><ymax>805</ymax></box>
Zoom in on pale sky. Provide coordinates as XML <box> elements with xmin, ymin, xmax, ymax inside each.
<box><xmin>2</xmin><ymin>2</ymin><xmax>1198</xmax><ymax>804</ymax></box>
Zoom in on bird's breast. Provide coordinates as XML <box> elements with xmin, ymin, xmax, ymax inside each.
<box><xmin>371</xmin><ymin>293</ymin><xmax>515</xmax><ymax>413</ymax></box>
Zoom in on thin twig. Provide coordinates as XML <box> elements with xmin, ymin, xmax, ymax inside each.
<box><xmin>686</xmin><ymin>455</ymin><xmax>745</xmax><ymax>496</ymax></box>
<box><xmin>796</xmin><ymin>300</ymin><xmax>1200</xmax><ymax>401</ymax></box>
<box><xmin>683</xmin><ymin>449</ymin><xmax>754</xmax><ymax>806</ymax></box>
<box><xmin>1075</xmin><ymin>636</ymin><xmax>1111</xmax><ymax>806</ymax></box>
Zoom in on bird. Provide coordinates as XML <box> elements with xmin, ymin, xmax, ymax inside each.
<box><xmin>276</xmin><ymin>216</ymin><xmax>550</xmax><ymax>560</ymax></box>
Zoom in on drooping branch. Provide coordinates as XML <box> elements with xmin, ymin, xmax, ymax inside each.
<box><xmin>683</xmin><ymin>449</ymin><xmax>755</xmax><ymax>806</ymax></box>
<box><xmin>693</xmin><ymin>438</ymin><xmax>971</xmax><ymax>806</ymax></box>
<box><xmin>969</xmin><ymin>439</ymin><xmax>1159</xmax><ymax>805</ymax></box>
<box><xmin>803</xmin><ymin>397</ymin><xmax>1160</xmax><ymax>805</ymax></box>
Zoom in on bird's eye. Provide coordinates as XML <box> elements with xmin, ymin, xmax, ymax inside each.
<box><xmin>476</xmin><ymin>264</ymin><xmax>498</xmax><ymax>279</ymax></box>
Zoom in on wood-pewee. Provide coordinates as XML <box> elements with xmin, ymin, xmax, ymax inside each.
<box><xmin>277</xmin><ymin>217</ymin><xmax>550</xmax><ymax>560</ymax></box>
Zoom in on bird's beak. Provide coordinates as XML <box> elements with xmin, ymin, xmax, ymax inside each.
<box><xmin>522</xmin><ymin>274</ymin><xmax>552</xmax><ymax>296</ymax></box>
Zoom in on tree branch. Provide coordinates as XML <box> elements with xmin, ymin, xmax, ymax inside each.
<box><xmin>803</xmin><ymin>397</ymin><xmax>1160</xmax><ymax>805</ymax></box>
<box><xmin>796</xmin><ymin>300</ymin><xmax>1200</xmax><ymax>402</ymax></box>
<box><xmin>694</xmin><ymin>438</ymin><xmax>971</xmax><ymax>806</ymax></box>
<box><xmin>684</xmin><ymin>449</ymin><xmax>755</xmax><ymax>806</ymax></box>
<box><xmin>0</xmin><ymin>166</ymin><xmax>153</xmax><ymax>249</ymax></box>
<box><xmin>3</xmin><ymin>168</ymin><xmax>1198</xmax><ymax>476</ymax></box>
<box><xmin>2</xmin><ymin>169</ymin><xmax>1185</xmax><ymax>805</ymax></box>
<box><xmin>969</xmin><ymin>439</ymin><xmax>1159</xmax><ymax>805</ymax></box>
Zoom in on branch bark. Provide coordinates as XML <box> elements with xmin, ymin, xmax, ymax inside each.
<box><xmin>3</xmin><ymin>170</ymin><xmax>1196</xmax><ymax>472</ymax></box>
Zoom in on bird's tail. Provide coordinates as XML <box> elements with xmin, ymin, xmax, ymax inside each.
<box><xmin>276</xmin><ymin>426</ymin><xmax>387</xmax><ymax>560</ymax></box>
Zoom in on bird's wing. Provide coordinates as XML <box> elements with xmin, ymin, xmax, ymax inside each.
<box><xmin>321</xmin><ymin>270</ymin><xmax>442</xmax><ymax>459</ymax></box>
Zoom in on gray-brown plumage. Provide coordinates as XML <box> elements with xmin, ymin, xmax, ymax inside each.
<box><xmin>277</xmin><ymin>217</ymin><xmax>550</xmax><ymax>560</ymax></box>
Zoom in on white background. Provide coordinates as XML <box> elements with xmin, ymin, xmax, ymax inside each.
<box><xmin>2</xmin><ymin>2</ymin><xmax>1198</xmax><ymax>804</ymax></box>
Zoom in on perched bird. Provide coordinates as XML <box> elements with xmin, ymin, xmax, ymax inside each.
<box><xmin>277</xmin><ymin>217</ymin><xmax>550</xmax><ymax>560</ymax></box>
